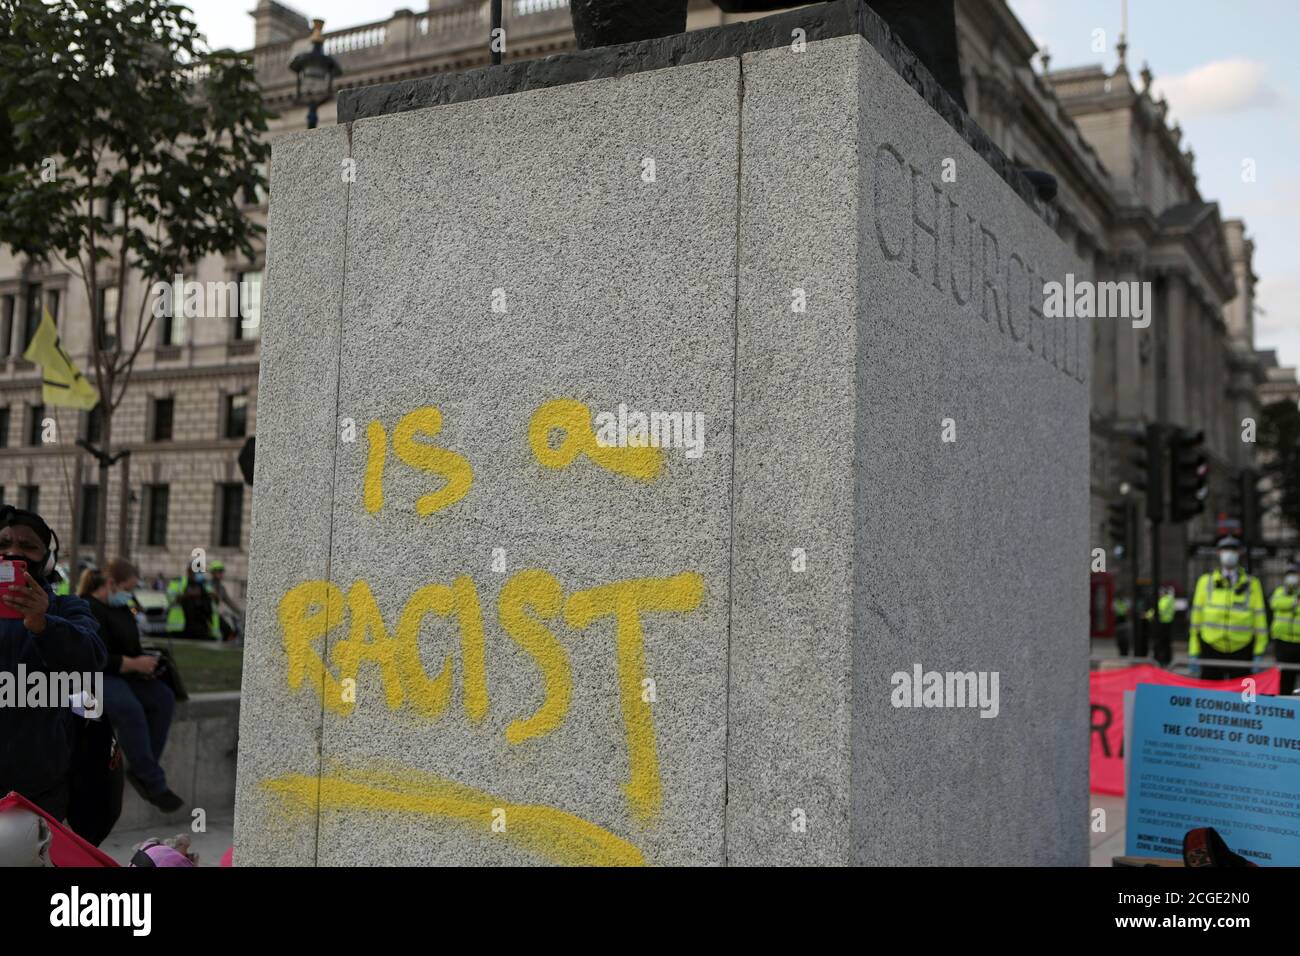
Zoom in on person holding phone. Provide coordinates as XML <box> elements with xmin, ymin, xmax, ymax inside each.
<box><xmin>0</xmin><ymin>505</ymin><xmax>105</xmax><ymax>821</ymax></box>
<box><xmin>80</xmin><ymin>560</ymin><xmax>182</xmax><ymax>812</ymax></box>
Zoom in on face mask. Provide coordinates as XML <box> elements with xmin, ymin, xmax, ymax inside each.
<box><xmin>1286</xmin><ymin>575</ymin><xmax>1299</xmax><ymax>589</ymax></box>
<box><xmin>109</xmin><ymin>591</ymin><xmax>133</xmax><ymax>607</ymax></box>
<box><xmin>1219</xmin><ymin>551</ymin><xmax>1239</xmax><ymax>569</ymax></box>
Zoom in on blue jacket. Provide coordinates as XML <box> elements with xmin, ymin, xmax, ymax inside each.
<box><xmin>0</xmin><ymin>587</ymin><xmax>105</xmax><ymax>808</ymax></box>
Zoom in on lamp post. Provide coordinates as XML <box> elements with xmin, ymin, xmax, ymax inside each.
<box><xmin>289</xmin><ymin>18</ymin><xmax>341</xmax><ymax>131</ymax></box>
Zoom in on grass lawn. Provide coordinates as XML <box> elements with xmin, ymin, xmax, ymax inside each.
<box><xmin>140</xmin><ymin>637</ymin><xmax>244</xmax><ymax>694</ymax></box>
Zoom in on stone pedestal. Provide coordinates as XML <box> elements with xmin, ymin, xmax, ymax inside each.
<box><xmin>236</xmin><ymin>0</ymin><xmax>1089</xmax><ymax>866</ymax></box>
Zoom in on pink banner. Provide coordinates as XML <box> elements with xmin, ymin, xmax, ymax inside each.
<box><xmin>1089</xmin><ymin>665</ymin><xmax>1282</xmax><ymax>795</ymax></box>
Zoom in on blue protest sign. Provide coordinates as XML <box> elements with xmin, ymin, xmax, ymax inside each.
<box><xmin>1126</xmin><ymin>684</ymin><xmax>1300</xmax><ymax>866</ymax></box>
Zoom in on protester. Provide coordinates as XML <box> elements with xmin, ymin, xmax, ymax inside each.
<box><xmin>80</xmin><ymin>560</ymin><xmax>183</xmax><ymax>812</ymax></box>
<box><xmin>0</xmin><ymin>505</ymin><xmax>105</xmax><ymax>821</ymax></box>
<box><xmin>129</xmin><ymin>833</ymin><xmax>198</xmax><ymax>867</ymax></box>
<box><xmin>65</xmin><ymin>685</ymin><xmax>123</xmax><ymax>847</ymax></box>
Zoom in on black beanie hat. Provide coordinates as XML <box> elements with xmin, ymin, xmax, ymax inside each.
<box><xmin>0</xmin><ymin>506</ymin><xmax>53</xmax><ymax>551</ymax></box>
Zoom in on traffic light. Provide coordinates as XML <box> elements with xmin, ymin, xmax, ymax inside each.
<box><xmin>1233</xmin><ymin>468</ymin><xmax>1265</xmax><ymax>545</ymax></box>
<box><xmin>1168</xmin><ymin>428</ymin><xmax>1208</xmax><ymax>522</ymax></box>
<box><xmin>1129</xmin><ymin>423</ymin><xmax>1164</xmax><ymax>523</ymax></box>
<box><xmin>1107</xmin><ymin>500</ymin><xmax>1130</xmax><ymax>557</ymax></box>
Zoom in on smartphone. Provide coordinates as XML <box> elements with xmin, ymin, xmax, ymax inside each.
<box><xmin>0</xmin><ymin>559</ymin><xmax>27</xmax><ymax>619</ymax></box>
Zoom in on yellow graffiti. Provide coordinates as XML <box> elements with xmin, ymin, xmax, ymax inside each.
<box><xmin>363</xmin><ymin>421</ymin><xmax>387</xmax><ymax>513</ymax></box>
<box><xmin>278</xmin><ymin>570</ymin><xmax>705</xmax><ymax>820</ymax></box>
<box><xmin>448</xmin><ymin>575</ymin><xmax>490</xmax><ymax>723</ymax></box>
<box><xmin>279</xmin><ymin>575</ymin><xmax>489</xmax><ymax>721</ymax></box>
<box><xmin>279</xmin><ymin>580</ymin><xmax>348</xmax><ymax>707</ymax></box>
<box><xmin>265</xmin><ymin>762</ymin><xmax>645</xmax><ymax>866</ymax></box>
<box><xmin>392</xmin><ymin>406</ymin><xmax>475</xmax><ymax>515</ymax></box>
<box><xmin>564</xmin><ymin>572</ymin><xmax>705</xmax><ymax>821</ymax></box>
<box><xmin>364</xmin><ymin>406</ymin><xmax>474</xmax><ymax>516</ymax></box>
<box><xmin>527</xmin><ymin>398</ymin><xmax>662</xmax><ymax>482</ymax></box>
<box><xmin>498</xmin><ymin>569</ymin><xmax>570</xmax><ymax>744</ymax></box>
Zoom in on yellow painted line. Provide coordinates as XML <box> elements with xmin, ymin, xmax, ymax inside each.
<box><xmin>263</xmin><ymin>765</ymin><xmax>646</xmax><ymax>867</ymax></box>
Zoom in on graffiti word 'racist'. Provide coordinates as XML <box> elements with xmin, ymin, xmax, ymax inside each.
<box><xmin>278</xmin><ymin>570</ymin><xmax>704</xmax><ymax>820</ymax></box>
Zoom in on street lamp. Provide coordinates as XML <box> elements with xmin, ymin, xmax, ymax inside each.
<box><xmin>289</xmin><ymin>18</ymin><xmax>341</xmax><ymax>131</ymax></box>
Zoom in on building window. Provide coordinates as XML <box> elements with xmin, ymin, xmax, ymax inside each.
<box><xmin>84</xmin><ymin>405</ymin><xmax>103</xmax><ymax>446</ymax></box>
<box><xmin>27</xmin><ymin>403</ymin><xmax>44</xmax><ymax>446</ymax></box>
<box><xmin>0</xmin><ymin>295</ymin><xmax>13</xmax><ymax>359</ymax></box>
<box><xmin>160</xmin><ymin>308</ymin><xmax>186</xmax><ymax>347</ymax></box>
<box><xmin>151</xmin><ymin>397</ymin><xmax>174</xmax><ymax>442</ymax></box>
<box><xmin>245</xmin><ymin>161</ymin><xmax>269</xmax><ymax>206</ymax></box>
<box><xmin>21</xmin><ymin>485</ymin><xmax>38</xmax><ymax>513</ymax></box>
<box><xmin>46</xmin><ymin>289</ymin><xmax>60</xmax><ymax>327</ymax></box>
<box><xmin>217</xmin><ymin>483</ymin><xmax>243</xmax><ymax>548</ymax></box>
<box><xmin>224</xmin><ymin>393</ymin><xmax>248</xmax><ymax>439</ymax></box>
<box><xmin>96</xmin><ymin>286</ymin><xmax>119</xmax><ymax>349</ymax></box>
<box><xmin>144</xmin><ymin>484</ymin><xmax>169</xmax><ymax>547</ymax></box>
<box><xmin>103</xmin><ymin>196</ymin><xmax>125</xmax><ymax>227</ymax></box>
<box><xmin>234</xmin><ymin>270</ymin><xmax>262</xmax><ymax>341</ymax></box>
<box><xmin>23</xmin><ymin>284</ymin><xmax>43</xmax><ymax>349</ymax></box>
<box><xmin>0</xmin><ymin>407</ymin><xmax>9</xmax><ymax>449</ymax></box>
<box><xmin>78</xmin><ymin>485</ymin><xmax>99</xmax><ymax>546</ymax></box>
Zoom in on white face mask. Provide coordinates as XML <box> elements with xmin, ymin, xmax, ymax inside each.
<box><xmin>1286</xmin><ymin>574</ymin><xmax>1299</xmax><ymax>589</ymax></box>
<box><xmin>1220</xmin><ymin>551</ymin><xmax>1240</xmax><ymax>569</ymax></box>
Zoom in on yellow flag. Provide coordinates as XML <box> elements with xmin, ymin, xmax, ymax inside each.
<box><xmin>23</xmin><ymin>308</ymin><xmax>100</xmax><ymax>411</ymax></box>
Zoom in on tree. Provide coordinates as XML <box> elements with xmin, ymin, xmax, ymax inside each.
<box><xmin>1258</xmin><ymin>399</ymin><xmax>1300</xmax><ymax>542</ymax></box>
<box><xmin>0</xmin><ymin>0</ymin><xmax>271</xmax><ymax>563</ymax></box>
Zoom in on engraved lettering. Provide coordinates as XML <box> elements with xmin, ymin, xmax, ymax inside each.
<box><xmin>948</xmin><ymin>196</ymin><xmax>975</xmax><ymax>307</ymax></box>
<box><xmin>873</xmin><ymin>144</ymin><xmax>907</xmax><ymax>261</ymax></box>
<box><xmin>1005</xmin><ymin>252</ymin><xmax>1028</xmax><ymax>343</ymax></box>
<box><xmin>910</xmin><ymin>165</ymin><xmax>943</xmax><ymax>292</ymax></box>
<box><xmin>980</xmin><ymin>225</ymin><xmax>1003</xmax><ymax>332</ymax></box>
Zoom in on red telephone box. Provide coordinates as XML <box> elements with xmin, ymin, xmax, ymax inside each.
<box><xmin>1090</xmin><ymin>571</ymin><xmax>1115</xmax><ymax>638</ymax></box>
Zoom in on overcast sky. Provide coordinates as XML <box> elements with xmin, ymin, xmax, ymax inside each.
<box><xmin>184</xmin><ymin>1</ymin><xmax>1300</xmax><ymax>369</ymax></box>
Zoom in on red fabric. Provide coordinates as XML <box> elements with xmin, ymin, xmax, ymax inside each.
<box><xmin>1089</xmin><ymin>665</ymin><xmax>1282</xmax><ymax>795</ymax></box>
<box><xmin>0</xmin><ymin>791</ymin><xmax>119</xmax><ymax>867</ymax></box>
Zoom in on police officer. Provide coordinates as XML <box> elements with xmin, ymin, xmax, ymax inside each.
<box><xmin>1190</xmin><ymin>537</ymin><xmax>1268</xmax><ymax>681</ymax></box>
<box><xmin>1269</xmin><ymin>560</ymin><xmax>1300</xmax><ymax>696</ymax></box>
<box><xmin>165</xmin><ymin>567</ymin><xmax>219</xmax><ymax>640</ymax></box>
<box><xmin>1144</xmin><ymin>586</ymin><xmax>1177</xmax><ymax>666</ymax></box>
<box><xmin>1113</xmin><ymin>593</ymin><xmax>1132</xmax><ymax>656</ymax></box>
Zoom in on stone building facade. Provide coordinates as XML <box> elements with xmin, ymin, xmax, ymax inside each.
<box><xmin>0</xmin><ymin>0</ymin><xmax>1285</xmax><ymax>600</ymax></box>
<box><xmin>953</xmin><ymin>0</ymin><xmax>1272</xmax><ymax>589</ymax></box>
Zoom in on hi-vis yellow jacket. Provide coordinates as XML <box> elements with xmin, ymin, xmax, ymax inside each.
<box><xmin>1190</xmin><ymin>571</ymin><xmax>1268</xmax><ymax>656</ymax></box>
<box><xmin>1269</xmin><ymin>587</ymin><xmax>1300</xmax><ymax>643</ymax></box>
<box><xmin>1143</xmin><ymin>593</ymin><xmax>1176</xmax><ymax>625</ymax></box>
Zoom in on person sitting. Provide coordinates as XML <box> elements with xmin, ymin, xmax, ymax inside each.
<box><xmin>80</xmin><ymin>560</ymin><xmax>182</xmax><ymax>812</ymax></box>
<box><xmin>0</xmin><ymin>505</ymin><xmax>104</xmax><ymax>821</ymax></box>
